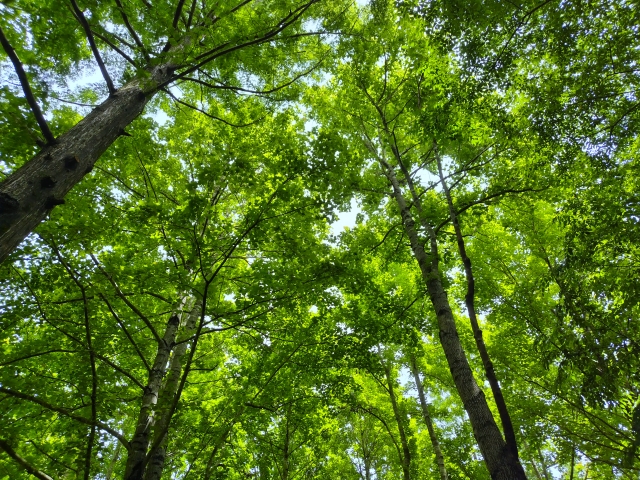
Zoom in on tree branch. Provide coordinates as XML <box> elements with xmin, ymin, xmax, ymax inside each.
<box><xmin>172</xmin><ymin>0</ymin><xmax>188</xmax><ymax>30</ymax></box>
<box><xmin>163</xmin><ymin>88</ymin><xmax>260</xmax><ymax>127</ymax></box>
<box><xmin>0</xmin><ymin>26</ymin><xmax>56</xmax><ymax>145</ymax></box>
<box><xmin>90</xmin><ymin>253</ymin><xmax>163</xmax><ymax>345</ymax></box>
<box><xmin>158</xmin><ymin>0</ymin><xmax>319</xmax><ymax>90</ymax></box>
<box><xmin>113</xmin><ymin>0</ymin><xmax>150</xmax><ymax>62</ymax></box>
<box><xmin>184</xmin><ymin>52</ymin><xmax>327</xmax><ymax>96</ymax></box>
<box><xmin>97</xmin><ymin>292</ymin><xmax>151</xmax><ymax>371</ymax></box>
<box><xmin>90</xmin><ymin>29</ymin><xmax>138</xmax><ymax>66</ymax></box>
<box><xmin>69</xmin><ymin>0</ymin><xmax>116</xmax><ymax>94</ymax></box>
<box><xmin>0</xmin><ymin>387</ymin><xmax>130</xmax><ymax>450</ymax></box>
<box><xmin>0</xmin><ymin>438</ymin><xmax>54</xmax><ymax>480</ymax></box>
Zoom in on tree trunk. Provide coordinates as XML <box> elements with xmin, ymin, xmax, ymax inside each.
<box><xmin>408</xmin><ymin>354</ymin><xmax>448</xmax><ymax>480</ymax></box>
<box><xmin>0</xmin><ymin>66</ymin><xmax>173</xmax><ymax>264</ymax></box>
<box><xmin>123</xmin><ymin>295</ymin><xmax>190</xmax><ymax>480</ymax></box>
<box><xmin>382</xmin><ymin>362</ymin><xmax>411</xmax><ymax>480</ymax></box>
<box><xmin>435</xmin><ymin>149</ymin><xmax>521</xmax><ymax>461</ymax></box>
<box><xmin>378</xmin><ymin>157</ymin><xmax>527</xmax><ymax>479</ymax></box>
<box><xmin>143</xmin><ymin>299</ymin><xmax>200</xmax><ymax>480</ymax></box>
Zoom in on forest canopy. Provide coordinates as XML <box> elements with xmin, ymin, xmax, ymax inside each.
<box><xmin>0</xmin><ymin>0</ymin><xmax>639</xmax><ymax>479</ymax></box>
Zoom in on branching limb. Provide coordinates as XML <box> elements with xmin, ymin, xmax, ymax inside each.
<box><xmin>98</xmin><ymin>292</ymin><xmax>151</xmax><ymax>371</ymax></box>
<box><xmin>46</xmin><ymin>240</ymin><xmax>99</xmax><ymax>480</ymax></box>
<box><xmin>185</xmin><ymin>52</ymin><xmax>328</xmax><ymax>96</ymax></box>
<box><xmin>433</xmin><ymin>186</ymin><xmax>548</xmax><ymax>233</ymax></box>
<box><xmin>0</xmin><ymin>26</ymin><xmax>56</xmax><ymax>145</ymax></box>
<box><xmin>90</xmin><ymin>253</ymin><xmax>163</xmax><ymax>345</ymax></box>
<box><xmin>161</xmin><ymin>0</ymin><xmax>319</xmax><ymax>89</ymax></box>
<box><xmin>69</xmin><ymin>0</ymin><xmax>116</xmax><ymax>94</ymax></box>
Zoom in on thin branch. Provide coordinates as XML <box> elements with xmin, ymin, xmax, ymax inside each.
<box><xmin>97</xmin><ymin>292</ymin><xmax>151</xmax><ymax>371</ymax></box>
<box><xmin>367</xmin><ymin>222</ymin><xmax>401</xmax><ymax>254</ymax></box>
<box><xmin>0</xmin><ymin>438</ymin><xmax>54</xmax><ymax>480</ymax></box>
<box><xmin>434</xmin><ymin>186</ymin><xmax>548</xmax><ymax>233</ymax></box>
<box><xmin>48</xmin><ymin>95</ymin><xmax>98</xmax><ymax>107</ymax></box>
<box><xmin>0</xmin><ymin>349</ymin><xmax>77</xmax><ymax>367</ymax></box>
<box><xmin>46</xmin><ymin>240</ymin><xmax>98</xmax><ymax>480</ymax></box>
<box><xmin>164</xmin><ymin>88</ymin><xmax>259</xmax><ymax>127</ymax></box>
<box><xmin>0</xmin><ymin>387</ymin><xmax>130</xmax><ymax>450</ymax></box>
<box><xmin>90</xmin><ymin>29</ymin><xmax>138</xmax><ymax>66</ymax></box>
<box><xmin>95</xmin><ymin>166</ymin><xmax>145</xmax><ymax>198</ymax></box>
<box><xmin>93</xmin><ymin>352</ymin><xmax>145</xmax><ymax>390</ymax></box>
<box><xmin>158</xmin><ymin>0</ymin><xmax>319</xmax><ymax>90</ymax></box>
<box><xmin>89</xmin><ymin>254</ymin><xmax>163</xmax><ymax>345</ymax></box>
<box><xmin>113</xmin><ymin>0</ymin><xmax>150</xmax><ymax>62</ymax></box>
<box><xmin>0</xmin><ymin>26</ymin><xmax>56</xmax><ymax>145</ymax></box>
<box><xmin>69</xmin><ymin>0</ymin><xmax>116</xmax><ymax>94</ymax></box>
<box><xmin>185</xmin><ymin>52</ymin><xmax>327</xmax><ymax>96</ymax></box>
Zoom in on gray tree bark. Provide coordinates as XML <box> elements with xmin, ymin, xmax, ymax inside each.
<box><xmin>0</xmin><ymin>66</ymin><xmax>173</xmax><ymax>264</ymax></box>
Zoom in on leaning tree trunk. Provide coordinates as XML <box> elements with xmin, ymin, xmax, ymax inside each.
<box><xmin>377</xmin><ymin>155</ymin><xmax>527</xmax><ymax>480</ymax></box>
<box><xmin>0</xmin><ymin>65</ymin><xmax>174</xmax><ymax>264</ymax></box>
<box><xmin>408</xmin><ymin>354</ymin><xmax>448</xmax><ymax>480</ymax></box>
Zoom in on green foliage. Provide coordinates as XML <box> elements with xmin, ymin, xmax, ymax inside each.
<box><xmin>1</xmin><ymin>0</ymin><xmax>639</xmax><ymax>478</ymax></box>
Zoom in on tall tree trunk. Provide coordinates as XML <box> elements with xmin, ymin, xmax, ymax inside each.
<box><xmin>536</xmin><ymin>447</ymin><xmax>551</xmax><ymax>480</ymax></box>
<box><xmin>282</xmin><ymin>404</ymin><xmax>291</xmax><ymax>480</ymax></box>
<box><xmin>408</xmin><ymin>354</ymin><xmax>448</xmax><ymax>480</ymax></box>
<box><xmin>143</xmin><ymin>299</ymin><xmax>200</xmax><ymax>480</ymax></box>
<box><xmin>0</xmin><ymin>65</ymin><xmax>173</xmax><ymax>264</ymax></box>
<box><xmin>105</xmin><ymin>441</ymin><xmax>121</xmax><ymax>480</ymax></box>
<box><xmin>382</xmin><ymin>362</ymin><xmax>411</xmax><ymax>480</ymax></box>
<box><xmin>435</xmin><ymin>148</ymin><xmax>521</xmax><ymax>460</ymax></box>
<box><xmin>124</xmin><ymin>295</ymin><xmax>191</xmax><ymax>480</ymax></box>
<box><xmin>376</xmin><ymin>154</ymin><xmax>527</xmax><ymax>479</ymax></box>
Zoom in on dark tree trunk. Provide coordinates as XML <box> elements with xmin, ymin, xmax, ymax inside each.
<box><xmin>435</xmin><ymin>149</ymin><xmax>521</xmax><ymax>460</ymax></box>
<box><xmin>0</xmin><ymin>66</ymin><xmax>173</xmax><ymax>264</ymax></box>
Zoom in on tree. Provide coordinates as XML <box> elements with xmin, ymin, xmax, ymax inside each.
<box><xmin>0</xmin><ymin>0</ymin><xmax>346</xmax><ymax>262</ymax></box>
<box><xmin>2</xmin><ymin>0</ymin><xmax>640</xmax><ymax>478</ymax></box>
